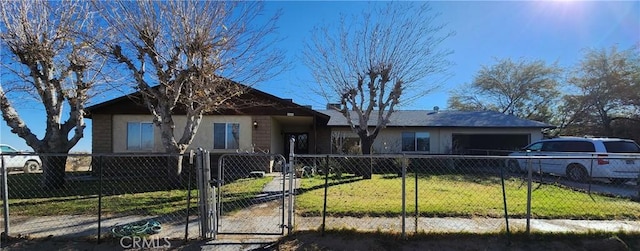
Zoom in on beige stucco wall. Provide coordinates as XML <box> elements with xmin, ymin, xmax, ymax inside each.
<box><xmin>329</xmin><ymin>127</ymin><xmax>542</xmax><ymax>154</ymax></box>
<box><xmin>112</xmin><ymin>115</ymin><xmax>253</xmax><ymax>153</ymax></box>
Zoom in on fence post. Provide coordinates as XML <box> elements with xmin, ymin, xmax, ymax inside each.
<box><xmin>414</xmin><ymin>156</ymin><xmax>418</xmax><ymax>234</ymax></box>
<box><xmin>321</xmin><ymin>155</ymin><xmax>329</xmax><ymax>236</ymax></box>
<box><xmin>500</xmin><ymin>163</ymin><xmax>510</xmax><ymax>244</ymax></box>
<box><xmin>287</xmin><ymin>136</ymin><xmax>295</xmax><ymax>235</ymax></box>
<box><xmin>281</xmin><ymin>155</ymin><xmax>286</xmax><ymax>234</ymax></box>
<box><xmin>185</xmin><ymin>150</ymin><xmax>194</xmax><ymax>241</ymax></box>
<box><xmin>526</xmin><ymin>155</ymin><xmax>532</xmax><ymax>235</ymax></box>
<box><xmin>204</xmin><ymin>150</ymin><xmax>215</xmax><ymax>239</ymax></box>
<box><xmin>588</xmin><ymin>154</ymin><xmax>594</xmax><ymax>195</ymax></box>
<box><xmin>97</xmin><ymin>155</ymin><xmax>103</xmax><ymax>243</ymax></box>
<box><xmin>1</xmin><ymin>157</ymin><xmax>9</xmax><ymax>242</ymax></box>
<box><xmin>401</xmin><ymin>155</ymin><xmax>407</xmax><ymax>239</ymax></box>
<box><xmin>216</xmin><ymin>151</ymin><xmax>223</xmax><ymax>233</ymax></box>
<box><xmin>195</xmin><ymin>149</ymin><xmax>208</xmax><ymax>238</ymax></box>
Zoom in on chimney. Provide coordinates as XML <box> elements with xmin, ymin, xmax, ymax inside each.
<box><xmin>326</xmin><ymin>103</ymin><xmax>341</xmax><ymax>110</ymax></box>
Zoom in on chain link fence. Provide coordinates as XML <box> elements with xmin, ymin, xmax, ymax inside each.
<box><xmin>1</xmin><ymin>151</ymin><xmax>639</xmax><ymax>243</ymax></box>
<box><xmin>0</xmin><ymin>152</ymin><xmax>199</xmax><ymax>242</ymax></box>
<box><xmin>293</xmin><ymin>154</ymin><xmax>640</xmax><ymax>236</ymax></box>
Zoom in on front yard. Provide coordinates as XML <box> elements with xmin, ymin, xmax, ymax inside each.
<box><xmin>296</xmin><ymin>174</ymin><xmax>640</xmax><ymax>220</ymax></box>
<box><xmin>5</xmin><ymin>173</ymin><xmax>272</xmax><ymax>216</ymax></box>
<box><xmin>5</xmin><ymin>172</ymin><xmax>640</xmax><ymax>220</ymax></box>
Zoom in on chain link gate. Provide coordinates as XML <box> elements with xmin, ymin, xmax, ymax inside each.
<box><xmin>195</xmin><ymin>148</ymin><xmax>294</xmax><ymax>238</ymax></box>
<box><xmin>195</xmin><ymin>149</ymin><xmax>216</xmax><ymax>239</ymax></box>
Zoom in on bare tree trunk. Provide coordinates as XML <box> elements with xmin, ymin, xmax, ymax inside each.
<box><xmin>168</xmin><ymin>154</ymin><xmax>185</xmax><ymax>188</ymax></box>
<box><xmin>41</xmin><ymin>155</ymin><xmax>68</xmax><ymax>189</ymax></box>
<box><xmin>359</xmin><ymin>135</ymin><xmax>374</xmax><ymax>179</ymax></box>
<box><xmin>361</xmin><ymin>137</ymin><xmax>374</xmax><ymax>155</ymax></box>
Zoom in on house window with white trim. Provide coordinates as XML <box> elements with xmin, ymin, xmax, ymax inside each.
<box><xmin>127</xmin><ymin>122</ymin><xmax>154</xmax><ymax>150</ymax></box>
<box><xmin>402</xmin><ymin>132</ymin><xmax>430</xmax><ymax>152</ymax></box>
<box><xmin>214</xmin><ymin>123</ymin><xmax>240</xmax><ymax>150</ymax></box>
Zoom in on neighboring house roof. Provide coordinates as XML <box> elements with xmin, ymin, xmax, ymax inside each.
<box><xmin>320</xmin><ymin>109</ymin><xmax>553</xmax><ymax>128</ymax></box>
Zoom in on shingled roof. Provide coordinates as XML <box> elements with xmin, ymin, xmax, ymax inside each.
<box><xmin>320</xmin><ymin>109</ymin><xmax>553</xmax><ymax>128</ymax></box>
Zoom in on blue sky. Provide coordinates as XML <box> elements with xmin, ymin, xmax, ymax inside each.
<box><xmin>1</xmin><ymin>1</ymin><xmax>638</xmax><ymax>152</ymax></box>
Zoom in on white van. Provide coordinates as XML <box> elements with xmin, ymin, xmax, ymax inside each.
<box><xmin>507</xmin><ymin>137</ymin><xmax>640</xmax><ymax>184</ymax></box>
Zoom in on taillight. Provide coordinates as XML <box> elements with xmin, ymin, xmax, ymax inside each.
<box><xmin>597</xmin><ymin>154</ymin><xmax>609</xmax><ymax>165</ymax></box>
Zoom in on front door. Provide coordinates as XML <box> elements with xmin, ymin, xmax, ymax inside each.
<box><xmin>284</xmin><ymin>133</ymin><xmax>309</xmax><ymax>157</ymax></box>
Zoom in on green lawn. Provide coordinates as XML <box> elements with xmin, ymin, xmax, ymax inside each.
<box><xmin>5</xmin><ymin>173</ymin><xmax>272</xmax><ymax>216</ymax></box>
<box><xmin>7</xmin><ymin>172</ymin><xmax>639</xmax><ymax>220</ymax></box>
<box><xmin>296</xmin><ymin>174</ymin><xmax>640</xmax><ymax>220</ymax></box>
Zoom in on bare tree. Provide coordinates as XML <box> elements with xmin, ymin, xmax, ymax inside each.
<box><xmin>101</xmin><ymin>1</ymin><xmax>285</xmax><ymax>180</ymax></box>
<box><xmin>0</xmin><ymin>0</ymin><xmax>110</xmax><ymax>188</ymax></box>
<box><xmin>448</xmin><ymin>58</ymin><xmax>561</xmax><ymax>123</ymax></box>
<box><xmin>304</xmin><ymin>2</ymin><xmax>452</xmax><ymax>154</ymax></box>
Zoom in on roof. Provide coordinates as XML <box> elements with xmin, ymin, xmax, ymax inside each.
<box><xmin>319</xmin><ymin>109</ymin><xmax>553</xmax><ymax>128</ymax></box>
<box><xmin>85</xmin><ymin>84</ymin><xmax>329</xmax><ymax>121</ymax></box>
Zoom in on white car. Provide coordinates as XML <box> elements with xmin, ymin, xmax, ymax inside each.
<box><xmin>0</xmin><ymin>144</ymin><xmax>42</xmax><ymax>173</ymax></box>
<box><xmin>507</xmin><ymin>137</ymin><xmax>640</xmax><ymax>184</ymax></box>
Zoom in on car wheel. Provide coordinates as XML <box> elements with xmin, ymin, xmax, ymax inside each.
<box><xmin>507</xmin><ymin>160</ymin><xmax>522</xmax><ymax>173</ymax></box>
<box><xmin>23</xmin><ymin>160</ymin><xmax>40</xmax><ymax>174</ymax></box>
<box><xmin>566</xmin><ymin>164</ymin><xmax>588</xmax><ymax>183</ymax></box>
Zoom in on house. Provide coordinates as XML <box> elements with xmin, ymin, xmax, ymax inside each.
<box><xmin>86</xmin><ymin>88</ymin><xmax>552</xmax><ymax>157</ymax></box>
<box><xmin>319</xmin><ymin>108</ymin><xmax>552</xmax><ymax>155</ymax></box>
<box><xmin>85</xmin><ymin>87</ymin><xmax>331</xmax><ymax>157</ymax></box>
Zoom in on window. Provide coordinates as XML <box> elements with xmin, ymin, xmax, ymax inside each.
<box><xmin>0</xmin><ymin>145</ymin><xmax>17</xmax><ymax>153</ymax></box>
<box><xmin>402</xmin><ymin>132</ymin><xmax>430</xmax><ymax>152</ymax></box>
<box><xmin>561</xmin><ymin>141</ymin><xmax>595</xmax><ymax>152</ymax></box>
<box><xmin>526</xmin><ymin>142</ymin><xmax>543</xmax><ymax>151</ymax></box>
<box><xmin>127</xmin><ymin>122</ymin><xmax>154</xmax><ymax>150</ymax></box>
<box><xmin>603</xmin><ymin>141</ymin><xmax>640</xmax><ymax>153</ymax></box>
<box><xmin>541</xmin><ymin>142</ymin><xmax>562</xmax><ymax>152</ymax></box>
<box><xmin>214</xmin><ymin>123</ymin><xmax>240</xmax><ymax>150</ymax></box>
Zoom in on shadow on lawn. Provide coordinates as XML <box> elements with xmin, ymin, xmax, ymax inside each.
<box><xmin>377</xmin><ymin>172</ymin><xmax>505</xmax><ymax>187</ymax></box>
<box><xmin>215</xmin><ymin>175</ymin><xmax>365</xmax><ymax>216</ymax></box>
<box><xmin>7</xmin><ymin>173</ymin><xmax>273</xmax><ymax>218</ymax></box>
<box><xmin>6</xmin><ymin>172</ymin><xmax>196</xmax><ymax>199</ymax></box>
<box><xmin>296</xmin><ymin>175</ymin><xmax>364</xmax><ymax>195</ymax></box>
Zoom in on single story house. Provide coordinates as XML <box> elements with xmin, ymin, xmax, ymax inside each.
<box><xmin>85</xmin><ymin>87</ymin><xmax>331</xmax><ymax>157</ymax></box>
<box><xmin>85</xmin><ymin>88</ymin><xmax>553</xmax><ymax>156</ymax></box>
<box><xmin>319</xmin><ymin>108</ymin><xmax>552</xmax><ymax>155</ymax></box>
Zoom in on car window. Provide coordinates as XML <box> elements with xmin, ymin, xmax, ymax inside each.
<box><xmin>526</xmin><ymin>142</ymin><xmax>543</xmax><ymax>151</ymax></box>
<box><xmin>541</xmin><ymin>142</ymin><xmax>562</xmax><ymax>152</ymax></box>
<box><xmin>562</xmin><ymin>141</ymin><xmax>595</xmax><ymax>152</ymax></box>
<box><xmin>0</xmin><ymin>145</ymin><xmax>17</xmax><ymax>153</ymax></box>
<box><xmin>603</xmin><ymin>141</ymin><xmax>640</xmax><ymax>153</ymax></box>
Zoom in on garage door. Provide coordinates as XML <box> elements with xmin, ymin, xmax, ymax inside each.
<box><xmin>452</xmin><ymin>134</ymin><xmax>530</xmax><ymax>155</ymax></box>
